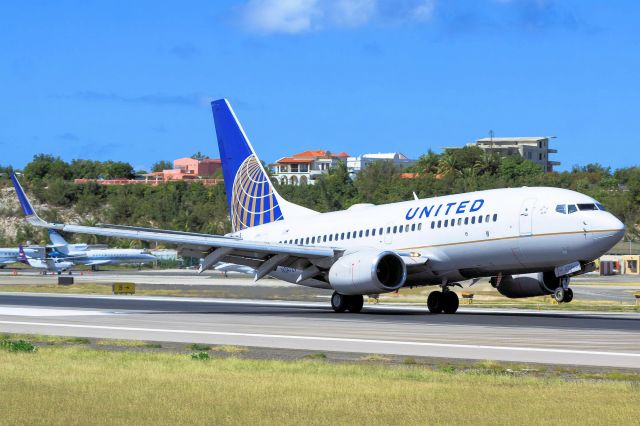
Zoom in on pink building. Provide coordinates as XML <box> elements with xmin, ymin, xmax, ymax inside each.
<box><xmin>74</xmin><ymin>156</ymin><xmax>223</xmax><ymax>186</ymax></box>
<box><xmin>173</xmin><ymin>157</ymin><xmax>221</xmax><ymax>177</ymax></box>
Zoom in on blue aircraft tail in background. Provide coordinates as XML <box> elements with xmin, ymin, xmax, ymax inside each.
<box><xmin>17</xmin><ymin>245</ymin><xmax>28</xmax><ymax>265</ymax></box>
<box><xmin>211</xmin><ymin>99</ymin><xmax>316</xmax><ymax>233</ymax></box>
<box><xmin>48</xmin><ymin>230</ymin><xmax>68</xmax><ymax>247</ymax></box>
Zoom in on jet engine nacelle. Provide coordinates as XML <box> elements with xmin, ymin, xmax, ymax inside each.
<box><xmin>328</xmin><ymin>250</ymin><xmax>407</xmax><ymax>295</ymax></box>
<box><xmin>491</xmin><ymin>272</ymin><xmax>561</xmax><ymax>298</ymax></box>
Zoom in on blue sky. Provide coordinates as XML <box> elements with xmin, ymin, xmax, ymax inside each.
<box><xmin>0</xmin><ymin>0</ymin><xmax>638</xmax><ymax>171</ymax></box>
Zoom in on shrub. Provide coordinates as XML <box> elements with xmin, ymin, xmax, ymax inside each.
<box><xmin>191</xmin><ymin>351</ymin><xmax>210</xmax><ymax>361</ymax></box>
<box><xmin>0</xmin><ymin>339</ymin><xmax>37</xmax><ymax>353</ymax></box>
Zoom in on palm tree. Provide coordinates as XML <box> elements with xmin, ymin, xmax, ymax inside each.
<box><xmin>461</xmin><ymin>167</ymin><xmax>478</xmax><ymax>192</ymax></box>
<box><xmin>437</xmin><ymin>152</ymin><xmax>461</xmax><ymax>177</ymax></box>
<box><xmin>473</xmin><ymin>151</ymin><xmax>499</xmax><ymax>176</ymax></box>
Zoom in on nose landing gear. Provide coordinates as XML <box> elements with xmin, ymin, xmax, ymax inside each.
<box><xmin>553</xmin><ymin>277</ymin><xmax>574</xmax><ymax>303</ymax></box>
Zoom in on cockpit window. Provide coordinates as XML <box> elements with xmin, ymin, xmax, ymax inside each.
<box><xmin>596</xmin><ymin>203</ymin><xmax>606</xmax><ymax>211</ymax></box>
<box><xmin>578</xmin><ymin>203</ymin><xmax>597</xmax><ymax>211</ymax></box>
<box><xmin>568</xmin><ymin>204</ymin><xmax>578</xmax><ymax>214</ymax></box>
<box><xmin>555</xmin><ymin>204</ymin><xmax>566</xmax><ymax>214</ymax></box>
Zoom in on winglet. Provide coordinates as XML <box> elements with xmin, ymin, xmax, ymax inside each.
<box><xmin>10</xmin><ymin>172</ymin><xmax>35</xmax><ymax>216</ymax></box>
<box><xmin>10</xmin><ymin>172</ymin><xmax>53</xmax><ymax>228</ymax></box>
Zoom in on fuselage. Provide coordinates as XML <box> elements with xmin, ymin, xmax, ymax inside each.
<box><xmin>64</xmin><ymin>249</ymin><xmax>157</xmax><ymax>266</ymax></box>
<box><xmin>231</xmin><ymin>187</ymin><xmax>624</xmax><ymax>287</ymax></box>
<box><xmin>0</xmin><ymin>247</ymin><xmax>39</xmax><ymax>265</ymax></box>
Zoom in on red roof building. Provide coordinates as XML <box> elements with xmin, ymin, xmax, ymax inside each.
<box><xmin>271</xmin><ymin>150</ymin><xmax>349</xmax><ymax>185</ymax></box>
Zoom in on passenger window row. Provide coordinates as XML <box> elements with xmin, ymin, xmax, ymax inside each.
<box><xmin>279</xmin><ymin>223</ymin><xmax>424</xmax><ymax>245</ymax></box>
<box><xmin>430</xmin><ymin>213</ymin><xmax>498</xmax><ymax>229</ymax></box>
<box><xmin>278</xmin><ymin>213</ymin><xmax>499</xmax><ymax>246</ymax></box>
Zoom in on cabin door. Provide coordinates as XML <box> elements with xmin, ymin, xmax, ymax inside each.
<box><xmin>519</xmin><ymin>198</ymin><xmax>536</xmax><ymax>236</ymax></box>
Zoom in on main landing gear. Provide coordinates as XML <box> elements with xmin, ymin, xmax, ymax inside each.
<box><xmin>427</xmin><ymin>288</ymin><xmax>459</xmax><ymax>314</ymax></box>
<box><xmin>553</xmin><ymin>276</ymin><xmax>574</xmax><ymax>303</ymax></box>
<box><xmin>331</xmin><ymin>292</ymin><xmax>364</xmax><ymax>313</ymax></box>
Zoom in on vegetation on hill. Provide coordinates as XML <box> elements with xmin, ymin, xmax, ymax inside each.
<box><xmin>0</xmin><ymin>147</ymin><xmax>638</xmax><ymax>246</ymax></box>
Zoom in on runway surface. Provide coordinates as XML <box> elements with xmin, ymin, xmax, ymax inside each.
<box><xmin>0</xmin><ymin>292</ymin><xmax>639</xmax><ymax>369</ymax></box>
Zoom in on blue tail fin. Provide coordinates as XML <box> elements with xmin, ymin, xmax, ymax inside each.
<box><xmin>17</xmin><ymin>245</ymin><xmax>28</xmax><ymax>265</ymax></box>
<box><xmin>211</xmin><ymin>99</ymin><xmax>316</xmax><ymax>232</ymax></box>
<box><xmin>48</xmin><ymin>230</ymin><xmax>68</xmax><ymax>247</ymax></box>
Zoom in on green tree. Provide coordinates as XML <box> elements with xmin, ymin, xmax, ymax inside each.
<box><xmin>413</xmin><ymin>150</ymin><xmax>439</xmax><ymax>174</ymax></box>
<box><xmin>499</xmin><ymin>156</ymin><xmax>544</xmax><ymax>183</ymax></box>
<box><xmin>70</xmin><ymin>159</ymin><xmax>101</xmax><ymax>179</ymax></box>
<box><xmin>191</xmin><ymin>152</ymin><xmax>209</xmax><ymax>161</ymax></box>
<box><xmin>23</xmin><ymin>154</ymin><xmax>72</xmax><ymax>180</ymax></box>
<box><xmin>354</xmin><ymin>161</ymin><xmax>406</xmax><ymax>205</ymax></box>
<box><xmin>151</xmin><ymin>160</ymin><xmax>173</xmax><ymax>172</ymax></box>
<box><xmin>437</xmin><ymin>151</ymin><xmax>461</xmax><ymax>177</ymax></box>
<box><xmin>100</xmin><ymin>161</ymin><xmax>134</xmax><ymax>179</ymax></box>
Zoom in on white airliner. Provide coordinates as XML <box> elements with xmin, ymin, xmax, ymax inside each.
<box><xmin>47</xmin><ymin>230</ymin><xmax>157</xmax><ymax>270</ymax></box>
<box><xmin>10</xmin><ymin>99</ymin><xmax>625</xmax><ymax>314</ymax></box>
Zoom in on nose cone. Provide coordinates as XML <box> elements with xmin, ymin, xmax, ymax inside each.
<box><xmin>586</xmin><ymin>213</ymin><xmax>625</xmax><ymax>258</ymax></box>
<box><xmin>611</xmin><ymin>215</ymin><xmax>626</xmax><ymax>242</ymax></box>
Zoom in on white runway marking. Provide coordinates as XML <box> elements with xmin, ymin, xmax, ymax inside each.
<box><xmin>0</xmin><ymin>320</ymin><xmax>639</xmax><ymax>359</ymax></box>
<box><xmin>0</xmin><ymin>307</ymin><xmax>109</xmax><ymax>317</ymax></box>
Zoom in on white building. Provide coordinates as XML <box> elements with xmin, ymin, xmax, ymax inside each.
<box><xmin>271</xmin><ymin>150</ymin><xmax>349</xmax><ymax>185</ymax></box>
<box><xmin>346</xmin><ymin>153</ymin><xmax>416</xmax><ymax>178</ymax></box>
<box><xmin>472</xmin><ymin>137</ymin><xmax>560</xmax><ymax>172</ymax></box>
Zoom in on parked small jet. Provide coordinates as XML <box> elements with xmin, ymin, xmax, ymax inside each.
<box><xmin>46</xmin><ymin>230</ymin><xmax>157</xmax><ymax>270</ymax></box>
<box><xmin>10</xmin><ymin>99</ymin><xmax>626</xmax><ymax>314</ymax></box>
<box><xmin>0</xmin><ymin>246</ymin><xmax>39</xmax><ymax>268</ymax></box>
<box><xmin>212</xmin><ymin>262</ymin><xmax>255</xmax><ymax>275</ymax></box>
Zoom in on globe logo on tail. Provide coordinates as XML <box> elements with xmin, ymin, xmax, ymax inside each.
<box><xmin>231</xmin><ymin>154</ymin><xmax>283</xmax><ymax>232</ymax></box>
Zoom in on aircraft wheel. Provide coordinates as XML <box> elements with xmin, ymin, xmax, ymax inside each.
<box><xmin>331</xmin><ymin>292</ymin><xmax>348</xmax><ymax>313</ymax></box>
<box><xmin>554</xmin><ymin>287</ymin><xmax>565</xmax><ymax>303</ymax></box>
<box><xmin>346</xmin><ymin>295</ymin><xmax>364</xmax><ymax>313</ymax></box>
<box><xmin>563</xmin><ymin>288</ymin><xmax>574</xmax><ymax>303</ymax></box>
<box><xmin>442</xmin><ymin>291</ymin><xmax>459</xmax><ymax>314</ymax></box>
<box><xmin>427</xmin><ymin>291</ymin><xmax>443</xmax><ymax>314</ymax></box>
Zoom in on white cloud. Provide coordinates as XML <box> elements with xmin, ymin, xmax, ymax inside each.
<box><xmin>243</xmin><ymin>0</ymin><xmax>321</xmax><ymax>34</ymax></box>
<box><xmin>329</xmin><ymin>0</ymin><xmax>377</xmax><ymax>27</ymax></box>
<box><xmin>411</xmin><ymin>0</ymin><xmax>436</xmax><ymax>22</ymax></box>
<box><xmin>241</xmin><ymin>0</ymin><xmax>437</xmax><ymax>34</ymax></box>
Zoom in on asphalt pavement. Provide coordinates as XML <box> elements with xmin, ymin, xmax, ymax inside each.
<box><xmin>0</xmin><ymin>292</ymin><xmax>638</xmax><ymax>369</ymax></box>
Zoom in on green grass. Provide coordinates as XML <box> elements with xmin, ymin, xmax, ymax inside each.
<box><xmin>0</xmin><ymin>346</ymin><xmax>638</xmax><ymax>425</ymax></box>
<box><xmin>94</xmin><ymin>339</ymin><xmax>160</xmax><ymax>348</ymax></box>
<box><xmin>303</xmin><ymin>352</ymin><xmax>328</xmax><ymax>360</ymax></box>
<box><xmin>211</xmin><ymin>345</ymin><xmax>248</xmax><ymax>353</ymax></box>
<box><xmin>360</xmin><ymin>354</ymin><xmax>392</xmax><ymax>362</ymax></box>
<box><xmin>188</xmin><ymin>343</ymin><xmax>211</xmax><ymax>351</ymax></box>
<box><xmin>0</xmin><ymin>333</ymin><xmax>90</xmax><ymax>345</ymax></box>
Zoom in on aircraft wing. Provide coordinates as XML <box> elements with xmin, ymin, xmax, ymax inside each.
<box><xmin>82</xmin><ymin>260</ymin><xmax>113</xmax><ymax>266</ymax></box>
<box><xmin>11</xmin><ymin>173</ymin><xmax>336</xmax><ymax>280</ymax></box>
